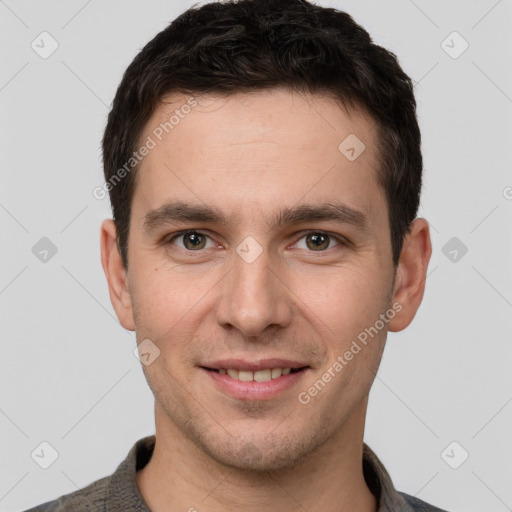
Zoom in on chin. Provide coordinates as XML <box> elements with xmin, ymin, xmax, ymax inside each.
<box><xmin>197</xmin><ymin>428</ymin><xmax>326</xmax><ymax>473</ymax></box>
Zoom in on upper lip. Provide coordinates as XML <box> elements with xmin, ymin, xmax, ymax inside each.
<box><xmin>201</xmin><ymin>358</ymin><xmax>310</xmax><ymax>371</ymax></box>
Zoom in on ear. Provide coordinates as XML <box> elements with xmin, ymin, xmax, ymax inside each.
<box><xmin>100</xmin><ymin>219</ymin><xmax>135</xmax><ymax>331</ymax></box>
<box><xmin>388</xmin><ymin>218</ymin><xmax>432</xmax><ymax>332</ymax></box>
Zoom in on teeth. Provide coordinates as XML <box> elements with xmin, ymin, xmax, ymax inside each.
<box><xmin>254</xmin><ymin>369</ymin><xmax>272</xmax><ymax>382</ymax></box>
<box><xmin>238</xmin><ymin>370</ymin><xmax>253</xmax><ymax>382</ymax></box>
<box><xmin>227</xmin><ymin>369</ymin><xmax>239</xmax><ymax>379</ymax></box>
<box><xmin>219</xmin><ymin>368</ymin><xmax>294</xmax><ymax>381</ymax></box>
<box><xmin>271</xmin><ymin>368</ymin><xmax>282</xmax><ymax>379</ymax></box>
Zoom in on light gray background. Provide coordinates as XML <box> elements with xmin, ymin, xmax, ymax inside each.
<box><xmin>1</xmin><ymin>1</ymin><xmax>511</xmax><ymax>511</ymax></box>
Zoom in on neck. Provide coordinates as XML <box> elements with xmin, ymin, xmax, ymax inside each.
<box><xmin>136</xmin><ymin>400</ymin><xmax>377</xmax><ymax>512</ymax></box>
<box><xmin>136</xmin><ymin>403</ymin><xmax>377</xmax><ymax>512</ymax></box>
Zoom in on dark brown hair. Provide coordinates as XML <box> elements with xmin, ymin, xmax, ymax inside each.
<box><xmin>102</xmin><ymin>0</ymin><xmax>422</xmax><ymax>268</ymax></box>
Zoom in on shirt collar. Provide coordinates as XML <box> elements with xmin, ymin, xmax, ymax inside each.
<box><xmin>362</xmin><ymin>443</ymin><xmax>418</xmax><ymax>511</ymax></box>
<box><xmin>106</xmin><ymin>435</ymin><xmax>415</xmax><ymax>512</ymax></box>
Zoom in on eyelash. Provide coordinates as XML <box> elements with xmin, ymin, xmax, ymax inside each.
<box><xmin>165</xmin><ymin>230</ymin><xmax>346</xmax><ymax>254</ymax></box>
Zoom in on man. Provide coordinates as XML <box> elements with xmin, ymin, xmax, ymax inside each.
<box><xmin>25</xmin><ymin>0</ymin><xmax>448</xmax><ymax>510</ymax></box>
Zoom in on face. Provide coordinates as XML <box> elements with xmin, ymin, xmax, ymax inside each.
<box><xmin>112</xmin><ymin>88</ymin><xmax>402</xmax><ymax>471</ymax></box>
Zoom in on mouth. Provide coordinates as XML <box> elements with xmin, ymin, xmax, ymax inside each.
<box><xmin>201</xmin><ymin>366</ymin><xmax>309</xmax><ymax>382</ymax></box>
<box><xmin>200</xmin><ymin>364</ymin><xmax>310</xmax><ymax>401</ymax></box>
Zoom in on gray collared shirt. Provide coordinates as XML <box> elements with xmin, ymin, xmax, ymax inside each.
<box><xmin>23</xmin><ymin>435</ymin><xmax>449</xmax><ymax>511</ymax></box>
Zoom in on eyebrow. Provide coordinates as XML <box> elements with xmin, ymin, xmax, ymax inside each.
<box><xmin>142</xmin><ymin>200</ymin><xmax>369</xmax><ymax>233</ymax></box>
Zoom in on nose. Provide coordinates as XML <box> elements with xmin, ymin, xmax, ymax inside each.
<box><xmin>215</xmin><ymin>247</ymin><xmax>294</xmax><ymax>338</ymax></box>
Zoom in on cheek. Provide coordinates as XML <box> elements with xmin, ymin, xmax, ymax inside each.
<box><xmin>131</xmin><ymin>267</ymin><xmax>183</xmax><ymax>336</ymax></box>
<box><xmin>130</xmin><ymin>260</ymin><xmax>218</xmax><ymax>343</ymax></box>
<box><xmin>292</xmin><ymin>264</ymin><xmax>389</xmax><ymax>330</ymax></box>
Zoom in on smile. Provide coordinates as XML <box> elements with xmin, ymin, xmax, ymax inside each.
<box><xmin>206</xmin><ymin>367</ymin><xmax>305</xmax><ymax>382</ymax></box>
<box><xmin>201</xmin><ymin>366</ymin><xmax>310</xmax><ymax>400</ymax></box>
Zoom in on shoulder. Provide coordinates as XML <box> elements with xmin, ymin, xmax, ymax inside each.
<box><xmin>21</xmin><ymin>475</ymin><xmax>109</xmax><ymax>512</ymax></box>
<box><xmin>399</xmin><ymin>491</ymin><xmax>451</xmax><ymax>512</ymax></box>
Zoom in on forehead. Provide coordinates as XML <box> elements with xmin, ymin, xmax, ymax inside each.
<box><xmin>133</xmin><ymin>88</ymin><xmax>384</xmax><ymax>225</ymax></box>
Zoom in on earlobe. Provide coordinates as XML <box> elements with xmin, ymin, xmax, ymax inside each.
<box><xmin>388</xmin><ymin>218</ymin><xmax>432</xmax><ymax>332</ymax></box>
<box><xmin>100</xmin><ymin>219</ymin><xmax>136</xmax><ymax>331</ymax></box>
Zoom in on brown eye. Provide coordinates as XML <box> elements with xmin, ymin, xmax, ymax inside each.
<box><xmin>170</xmin><ymin>231</ymin><xmax>213</xmax><ymax>251</ymax></box>
<box><xmin>306</xmin><ymin>233</ymin><xmax>329</xmax><ymax>250</ymax></box>
<box><xmin>183</xmin><ymin>232</ymin><xmax>206</xmax><ymax>250</ymax></box>
<box><xmin>295</xmin><ymin>232</ymin><xmax>341</xmax><ymax>252</ymax></box>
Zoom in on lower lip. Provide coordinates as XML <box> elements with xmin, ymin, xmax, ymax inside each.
<box><xmin>202</xmin><ymin>368</ymin><xmax>309</xmax><ymax>401</ymax></box>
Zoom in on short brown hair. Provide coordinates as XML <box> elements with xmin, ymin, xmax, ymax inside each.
<box><xmin>102</xmin><ymin>0</ymin><xmax>423</xmax><ymax>268</ymax></box>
